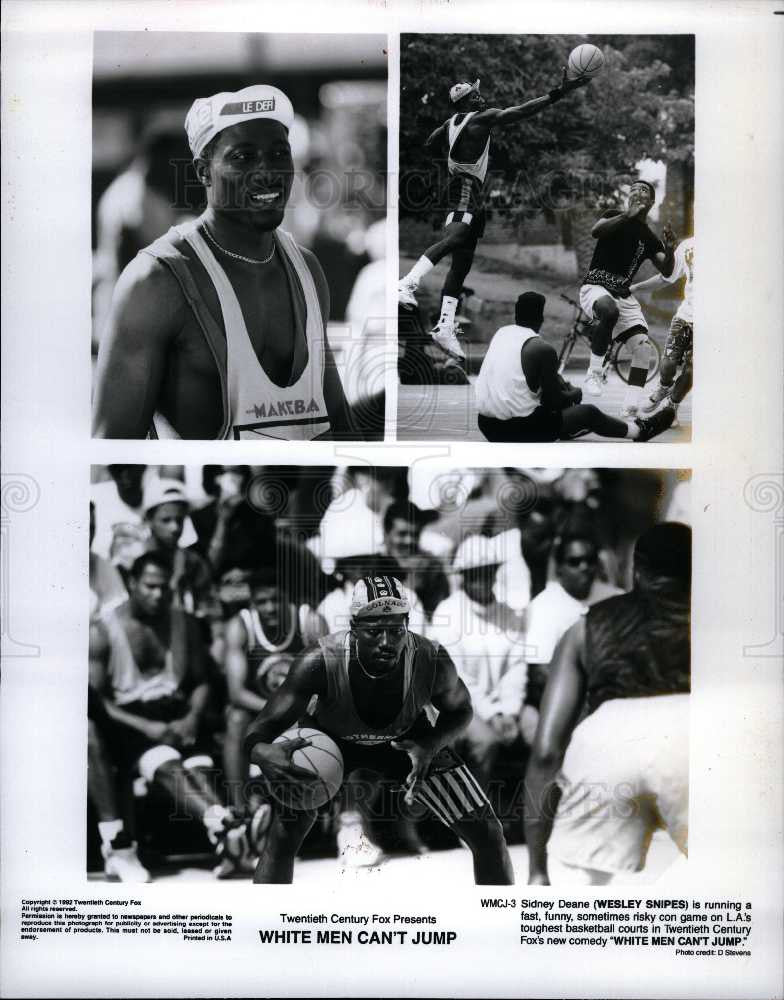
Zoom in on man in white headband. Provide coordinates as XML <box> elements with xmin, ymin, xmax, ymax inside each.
<box><xmin>244</xmin><ymin>575</ymin><xmax>515</xmax><ymax>884</ymax></box>
<box><xmin>93</xmin><ymin>85</ymin><xmax>351</xmax><ymax>441</ymax></box>
<box><xmin>398</xmin><ymin>70</ymin><xmax>589</xmax><ymax>360</ymax></box>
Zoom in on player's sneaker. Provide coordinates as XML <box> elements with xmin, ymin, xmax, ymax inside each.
<box><xmin>670</xmin><ymin>403</ymin><xmax>680</xmax><ymax>428</ymax></box>
<box><xmin>642</xmin><ymin>383</ymin><xmax>671</xmax><ymax>413</ymax></box>
<box><xmin>337</xmin><ymin>813</ymin><xmax>388</xmax><ymax>869</ymax></box>
<box><xmin>430</xmin><ymin>323</ymin><xmax>466</xmax><ymax>360</ymax></box>
<box><xmin>398</xmin><ymin>279</ymin><xmax>419</xmax><ymax>307</ymax></box>
<box><xmin>102</xmin><ymin>840</ymin><xmax>151</xmax><ymax>883</ymax></box>
<box><xmin>583</xmin><ymin>370</ymin><xmax>604</xmax><ymax>397</ymax></box>
<box><xmin>212</xmin><ymin>819</ymin><xmax>254</xmax><ymax>879</ymax></box>
<box><xmin>619</xmin><ymin>403</ymin><xmax>639</xmax><ymax>419</ymax></box>
<box><xmin>634</xmin><ymin>405</ymin><xmax>676</xmax><ymax>442</ymax></box>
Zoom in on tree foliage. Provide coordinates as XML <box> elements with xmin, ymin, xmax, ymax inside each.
<box><xmin>399</xmin><ymin>34</ymin><xmax>694</xmax><ymax>219</ymax></box>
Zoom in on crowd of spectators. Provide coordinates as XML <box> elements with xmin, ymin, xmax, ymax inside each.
<box><xmin>88</xmin><ymin>463</ymin><xmax>688</xmax><ymax>880</ymax></box>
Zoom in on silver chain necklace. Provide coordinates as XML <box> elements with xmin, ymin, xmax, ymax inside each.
<box><xmin>202</xmin><ymin>223</ymin><xmax>276</xmax><ymax>265</ymax></box>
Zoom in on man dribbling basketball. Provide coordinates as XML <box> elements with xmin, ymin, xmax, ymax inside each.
<box><xmin>398</xmin><ymin>72</ymin><xmax>590</xmax><ymax>360</ymax></box>
<box><xmin>244</xmin><ymin>576</ymin><xmax>514</xmax><ymax>884</ymax></box>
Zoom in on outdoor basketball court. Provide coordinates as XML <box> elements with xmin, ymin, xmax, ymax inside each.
<box><xmin>89</xmin><ymin>829</ymin><xmax>682</xmax><ymax>885</ymax></box>
<box><xmin>397</xmin><ymin>370</ymin><xmax>692</xmax><ymax>443</ymax></box>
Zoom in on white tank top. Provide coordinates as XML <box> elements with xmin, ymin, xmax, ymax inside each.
<box><xmin>154</xmin><ymin>224</ymin><xmax>331</xmax><ymax>440</ymax></box>
<box><xmin>475</xmin><ymin>325</ymin><xmax>542</xmax><ymax>419</ymax></box>
<box><xmin>447</xmin><ymin>112</ymin><xmax>490</xmax><ymax>184</ymax></box>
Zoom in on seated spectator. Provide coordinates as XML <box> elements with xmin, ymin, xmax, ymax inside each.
<box><xmin>142</xmin><ymin>478</ymin><xmax>218</xmax><ymax>621</ymax></box>
<box><xmin>222</xmin><ymin>569</ymin><xmax>326</xmax><ymax>810</ymax></box>
<box><xmin>525</xmin><ymin>532</ymin><xmax>624</xmax><ymax>710</ymax></box>
<box><xmin>89</xmin><ymin>553</ymin><xmax>266</xmax><ymax>880</ymax></box>
<box><xmin>428</xmin><ymin>534</ymin><xmax>527</xmax><ymax>790</ymax></box>
<box><xmin>89</xmin><ymin>501</ymin><xmax>127</xmax><ymax>619</ymax></box>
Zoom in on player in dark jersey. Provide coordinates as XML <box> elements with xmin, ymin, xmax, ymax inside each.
<box><xmin>244</xmin><ymin>576</ymin><xmax>514</xmax><ymax>884</ymax></box>
<box><xmin>578</xmin><ymin>180</ymin><xmax>676</xmax><ymax>414</ymax></box>
<box><xmin>524</xmin><ymin>523</ymin><xmax>691</xmax><ymax>885</ymax></box>
<box><xmin>398</xmin><ymin>73</ymin><xmax>589</xmax><ymax>360</ymax></box>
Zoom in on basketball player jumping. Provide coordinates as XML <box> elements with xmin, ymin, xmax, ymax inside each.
<box><xmin>244</xmin><ymin>576</ymin><xmax>515</xmax><ymax>884</ymax></box>
<box><xmin>579</xmin><ymin>180</ymin><xmax>676</xmax><ymax>415</ymax></box>
<box><xmin>93</xmin><ymin>85</ymin><xmax>352</xmax><ymax>440</ymax></box>
<box><xmin>398</xmin><ymin>73</ymin><xmax>590</xmax><ymax>360</ymax></box>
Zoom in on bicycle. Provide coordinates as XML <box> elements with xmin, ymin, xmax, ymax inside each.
<box><xmin>557</xmin><ymin>294</ymin><xmax>661</xmax><ymax>385</ymax></box>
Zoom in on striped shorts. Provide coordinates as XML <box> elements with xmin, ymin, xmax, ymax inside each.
<box><xmin>444</xmin><ymin>175</ymin><xmax>486</xmax><ymax>238</ymax></box>
<box><xmin>337</xmin><ymin>739</ymin><xmax>492</xmax><ymax>827</ymax></box>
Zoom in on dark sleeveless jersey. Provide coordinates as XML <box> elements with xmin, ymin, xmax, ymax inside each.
<box><xmin>582</xmin><ymin>589</ymin><xmax>690</xmax><ymax>717</ymax></box>
<box><xmin>311</xmin><ymin>630</ymin><xmax>439</xmax><ymax>746</ymax></box>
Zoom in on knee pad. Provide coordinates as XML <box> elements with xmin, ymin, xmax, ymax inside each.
<box><xmin>138</xmin><ymin>744</ymin><xmax>181</xmax><ymax>783</ymax></box>
<box><xmin>626</xmin><ymin>332</ymin><xmax>649</xmax><ymax>352</ymax></box>
<box><xmin>183</xmin><ymin>754</ymin><xmax>214</xmax><ymax>771</ymax></box>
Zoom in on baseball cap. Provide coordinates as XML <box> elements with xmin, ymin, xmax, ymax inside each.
<box><xmin>449</xmin><ymin>79</ymin><xmax>480</xmax><ymax>103</ymax></box>
<box><xmin>452</xmin><ymin>533</ymin><xmax>505</xmax><ymax>571</ymax></box>
<box><xmin>142</xmin><ymin>478</ymin><xmax>190</xmax><ymax>516</ymax></box>
<box><xmin>350</xmin><ymin>576</ymin><xmax>411</xmax><ymax>620</ymax></box>
<box><xmin>185</xmin><ymin>84</ymin><xmax>295</xmax><ymax>159</ymax></box>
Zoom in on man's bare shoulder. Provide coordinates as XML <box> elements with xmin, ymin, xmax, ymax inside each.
<box><xmin>111</xmin><ymin>251</ymin><xmax>189</xmax><ymax>338</ymax></box>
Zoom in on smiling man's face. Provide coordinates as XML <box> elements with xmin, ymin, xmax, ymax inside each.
<box><xmin>199</xmin><ymin>119</ymin><xmax>294</xmax><ymax>231</ymax></box>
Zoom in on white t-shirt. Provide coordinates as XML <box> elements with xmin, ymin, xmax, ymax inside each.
<box><xmin>428</xmin><ymin>591</ymin><xmax>527</xmax><ymax>721</ymax></box>
<box><xmin>475</xmin><ymin>325</ymin><xmax>542</xmax><ymax>420</ymax></box>
<box><xmin>525</xmin><ymin>579</ymin><xmax>623</xmax><ymax>666</ymax></box>
<box><xmin>665</xmin><ymin>237</ymin><xmax>694</xmax><ymax>324</ymax></box>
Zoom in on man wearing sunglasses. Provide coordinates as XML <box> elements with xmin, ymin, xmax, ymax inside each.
<box><xmin>244</xmin><ymin>575</ymin><xmax>514</xmax><ymax>884</ymax></box>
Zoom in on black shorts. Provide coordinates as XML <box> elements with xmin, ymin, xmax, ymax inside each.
<box><xmin>445</xmin><ymin>175</ymin><xmax>486</xmax><ymax>241</ymax></box>
<box><xmin>478</xmin><ymin>407</ymin><xmax>563</xmax><ymax>443</ymax></box>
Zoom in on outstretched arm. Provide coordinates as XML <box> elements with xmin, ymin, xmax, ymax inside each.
<box><xmin>523</xmin><ymin>618</ymin><xmax>586</xmax><ymax>883</ymax></box>
<box><xmin>477</xmin><ymin>69</ymin><xmax>589</xmax><ymax>129</ymax></box>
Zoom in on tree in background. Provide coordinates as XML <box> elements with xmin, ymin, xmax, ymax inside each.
<box><xmin>399</xmin><ymin>34</ymin><xmax>694</xmax><ymax>273</ymax></box>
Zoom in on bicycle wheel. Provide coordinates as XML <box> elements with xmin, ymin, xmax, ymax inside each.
<box><xmin>612</xmin><ymin>333</ymin><xmax>662</xmax><ymax>385</ymax></box>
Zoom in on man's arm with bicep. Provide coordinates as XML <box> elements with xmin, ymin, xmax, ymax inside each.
<box><xmin>92</xmin><ymin>257</ymin><xmax>182</xmax><ymax>438</ymax></box>
<box><xmin>523</xmin><ymin>619</ymin><xmax>587</xmax><ymax>882</ymax></box>
<box><xmin>426</xmin><ymin>646</ymin><xmax>474</xmax><ymax>749</ymax></box>
<box><xmin>224</xmin><ymin>616</ymin><xmax>268</xmax><ymax>714</ymax></box>
<box><xmin>424</xmin><ymin>121</ymin><xmax>447</xmax><ymax>151</ymax></box>
<box><xmin>526</xmin><ymin>341</ymin><xmax>580</xmax><ymax>411</ymax></box>
<box><xmin>243</xmin><ymin>648</ymin><xmax>327</xmax><ymax>757</ymax></box>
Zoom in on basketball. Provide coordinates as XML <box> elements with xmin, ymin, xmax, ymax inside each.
<box><xmin>270</xmin><ymin>726</ymin><xmax>344</xmax><ymax>810</ymax></box>
<box><xmin>567</xmin><ymin>43</ymin><xmax>605</xmax><ymax>79</ymax></box>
